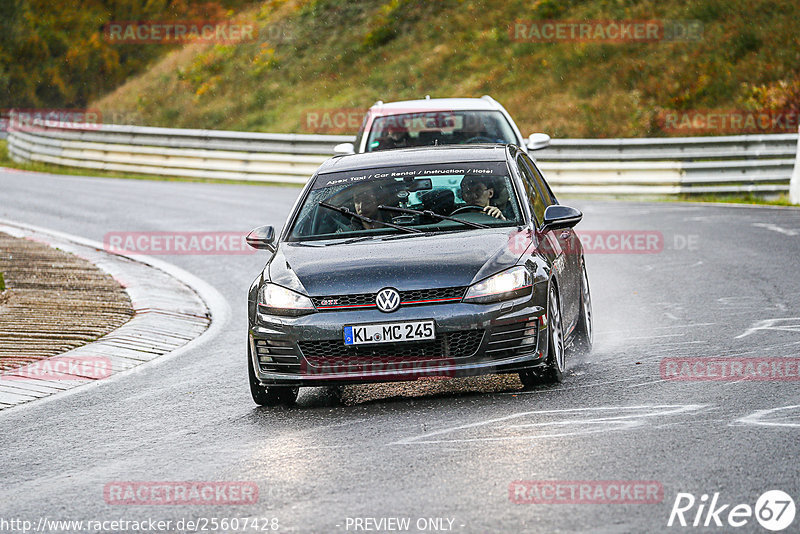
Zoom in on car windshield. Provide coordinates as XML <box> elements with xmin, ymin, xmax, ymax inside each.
<box><xmin>365</xmin><ymin>111</ymin><xmax>517</xmax><ymax>152</ymax></box>
<box><xmin>288</xmin><ymin>161</ymin><xmax>522</xmax><ymax>241</ymax></box>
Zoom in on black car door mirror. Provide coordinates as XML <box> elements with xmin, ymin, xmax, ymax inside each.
<box><xmin>246</xmin><ymin>225</ymin><xmax>276</xmax><ymax>252</ymax></box>
<box><xmin>541</xmin><ymin>205</ymin><xmax>583</xmax><ymax>232</ymax></box>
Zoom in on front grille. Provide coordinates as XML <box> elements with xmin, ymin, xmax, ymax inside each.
<box><xmin>313</xmin><ymin>293</ymin><xmax>374</xmax><ymax>308</ymax></box>
<box><xmin>312</xmin><ymin>287</ymin><xmax>466</xmax><ymax>311</ymax></box>
<box><xmin>400</xmin><ymin>287</ymin><xmax>466</xmax><ymax>304</ymax></box>
<box><xmin>484</xmin><ymin>319</ymin><xmax>538</xmax><ymax>359</ymax></box>
<box><xmin>299</xmin><ymin>329</ymin><xmax>484</xmax><ymax>369</ymax></box>
<box><xmin>254</xmin><ymin>338</ymin><xmax>302</xmax><ymax>373</ymax></box>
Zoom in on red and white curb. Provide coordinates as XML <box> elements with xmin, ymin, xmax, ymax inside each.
<box><xmin>0</xmin><ymin>220</ymin><xmax>230</xmax><ymax>411</ymax></box>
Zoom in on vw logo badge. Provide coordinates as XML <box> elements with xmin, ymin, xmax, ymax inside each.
<box><xmin>375</xmin><ymin>288</ymin><xmax>401</xmax><ymax>313</ymax></box>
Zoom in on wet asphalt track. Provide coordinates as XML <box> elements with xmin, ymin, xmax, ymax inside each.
<box><xmin>1</xmin><ymin>169</ymin><xmax>799</xmax><ymax>533</ymax></box>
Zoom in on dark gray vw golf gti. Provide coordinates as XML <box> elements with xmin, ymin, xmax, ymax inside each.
<box><xmin>246</xmin><ymin>145</ymin><xmax>592</xmax><ymax>406</ymax></box>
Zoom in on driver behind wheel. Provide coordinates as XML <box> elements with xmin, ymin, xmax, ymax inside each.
<box><xmin>459</xmin><ymin>175</ymin><xmax>506</xmax><ymax>220</ymax></box>
<box><xmin>374</xmin><ymin>122</ymin><xmax>412</xmax><ymax>151</ymax></box>
<box><xmin>458</xmin><ymin>113</ymin><xmax>504</xmax><ymax>144</ymax></box>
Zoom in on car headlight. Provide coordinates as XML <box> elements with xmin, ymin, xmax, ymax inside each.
<box><xmin>463</xmin><ymin>266</ymin><xmax>532</xmax><ymax>304</ymax></box>
<box><xmin>258</xmin><ymin>283</ymin><xmax>316</xmax><ymax>316</ymax></box>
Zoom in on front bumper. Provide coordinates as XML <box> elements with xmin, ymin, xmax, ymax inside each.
<box><xmin>248</xmin><ymin>295</ymin><xmax>548</xmax><ymax>386</ymax></box>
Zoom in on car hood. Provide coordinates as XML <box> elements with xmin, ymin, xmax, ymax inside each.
<box><xmin>269</xmin><ymin>228</ymin><xmax>527</xmax><ymax>296</ymax></box>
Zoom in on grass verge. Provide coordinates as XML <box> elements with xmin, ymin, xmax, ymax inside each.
<box><xmin>673</xmin><ymin>193</ymin><xmax>795</xmax><ymax>207</ymax></box>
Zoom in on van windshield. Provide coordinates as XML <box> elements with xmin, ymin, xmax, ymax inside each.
<box><xmin>365</xmin><ymin>111</ymin><xmax>517</xmax><ymax>152</ymax></box>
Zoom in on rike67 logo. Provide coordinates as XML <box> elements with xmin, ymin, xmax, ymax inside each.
<box><xmin>668</xmin><ymin>490</ymin><xmax>796</xmax><ymax>531</ymax></box>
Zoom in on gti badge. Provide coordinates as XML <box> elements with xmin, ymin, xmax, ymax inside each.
<box><xmin>375</xmin><ymin>288</ymin><xmax>401</xmax><ymax>313</ymax></box>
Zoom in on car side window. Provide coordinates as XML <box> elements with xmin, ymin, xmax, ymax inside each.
<box><xmin>521</xmin><ymin>154</ymin><xmax>556</xmax><ymax>206</ymax></box>
<box><xmin>516</xmin><ymin>155</ymin><xmax>546</xmax><ymax>226</ymax></box>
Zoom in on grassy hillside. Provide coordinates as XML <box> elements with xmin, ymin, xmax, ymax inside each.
<box><xmin>92</xmin><ymin>0</ymin><xmax>800</xmax><ymax>137</ymax></box>
<box><xmin>0</xmin><ymin>0</ymin><xmax>258</xmax><ymax>110</ymax></box>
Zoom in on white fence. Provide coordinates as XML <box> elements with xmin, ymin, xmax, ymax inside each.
<box><xmin>6</xmin><ymin>116</ymin><xmax>800</xmax><ymax>197</ymax></box>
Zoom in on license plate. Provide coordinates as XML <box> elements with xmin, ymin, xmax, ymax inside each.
<box><xmin>344</xmin><ymin>320</ymin><xmax>435</xmax><ymax>346</ymax></box>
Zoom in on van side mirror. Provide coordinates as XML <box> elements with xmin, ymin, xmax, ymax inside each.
<box><xmin>334</xmin><ymin>142</ymin><xmax>355</xmax><ymax>155</ymax></box>
<box><xmin>527</xmin><ymin>133</ymin><xmax>551</xmax><ymax>151</ymax></box>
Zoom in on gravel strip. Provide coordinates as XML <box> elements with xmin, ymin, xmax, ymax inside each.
<box><xmin>0</xmin><ymin>232</ymin><xmax>134</xmax><ymax>371</ymax></box>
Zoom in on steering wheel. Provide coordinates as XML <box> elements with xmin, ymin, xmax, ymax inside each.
<box><xmin>450</xmin><ymin>205</ymin><xmax>487</xmax><ymax>216</ymax></box>
<box><xmin>463</xmin><ymin>136</ymin><xmax>495</xmax><ymax>144</ymax></box>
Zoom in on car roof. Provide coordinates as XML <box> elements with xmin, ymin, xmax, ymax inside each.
<box><xmin>317</xmin><ymin>145</ymin><xmax>511</xmax><ymax>174</ymax></box>
<box><xmin>369</xmin><ymin>97</ymin><xmax>501</xmax><ymax>115</ymax></box>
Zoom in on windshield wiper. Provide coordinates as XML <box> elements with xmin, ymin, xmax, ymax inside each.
<box><xmin>318</xmin><ymin>201</ymin><xmax>421</xmax><ymax>234</ymax></box>
<box><xmin>377</xmin><ymin>205</ymin><xmax>488</xmax><ymax>229</ymax></box>
<box><xmin>336</xmin><ymin>236</ymin><xmax>375</xmax><ymax>245</ymax></box>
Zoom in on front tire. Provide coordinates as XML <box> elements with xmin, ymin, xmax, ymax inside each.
<box><xmin>519</xmin><ymin>283</ymin><xmax>565</xmax><ymax>387</ymax></box>
<box><xmin>248</xmin><ymin>345</ymin><xmax>299</xmax><ymax>406</ymax></box>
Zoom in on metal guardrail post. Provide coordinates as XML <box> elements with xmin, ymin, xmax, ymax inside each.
<box><xmin>791</xmin><ymin>125</ymin><xmax>800</xmax><ymax>205</ymax></box>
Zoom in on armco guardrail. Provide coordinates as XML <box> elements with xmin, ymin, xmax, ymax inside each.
<box><xmin>0</xmin><ymin>111</ymin><xmax>8</xmax><ymax>140</ymax></box>
<box><xmin>792</xmin><ymin>126</ymin><xmax>800</xmax><ymax>205</ymax></box>
<box><xmin>6</xmin><ymin>116</ymin><xmax>799</xmax><ymax>196</ymax></box>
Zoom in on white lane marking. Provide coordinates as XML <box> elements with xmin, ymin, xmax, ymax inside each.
<box><xmin>651</xmin><ymin>418</ymin><xmax>731</xmax><ymax>430</ymax></box>
<box><xmin>717</xmin><ymin>296</ymin><xmax>761</xmax><ymax>305</ymax></box>
<box><xmin>506</xmin><ymin>409</ymin><xmax>680</xmax><ymax>428</ymax></box>
<box><xmin>391</xmin><ymin>404</ymin><xmax>706</xmax><ymax>445</ymax></box>
<box><xmin>625</xmin><ymin>340</ymin><xmax>708</xmax><ymax>353</ymax></box>
<box><xmin>732</xmin><ymin>405</ymin><xmax>800</xmax><ymax>428</ymax></box>
<box><xmin>594</xmin><ymin>323</ymin><xmax>716</xmax><ymax>336</ymax></box>
<box><xmin>503</xmin><ymin>376</ymin><xmax>650</xmax><ymax>395</ymax></box>
<box><xmin>720</xmin><ymin>379</ymin><xmax>749</xmax><ymax>387</ymax></box>
<box><xmin>727</xmin><ymin>340</ymin><xmax>800</xmax><ymax>357</ymax></box>
<box><xmin>752</xmin><ymin>222</ymin><xmax>800</xmax><ymax>236</ymax></box>
<box><xmin>626</xmin><ymin>379</ymin><xmax>669</xmax><ymax>388</ymax></box>
<box><xmin>616</xmin><ymin>333</ymin><xmax>686</xmax><ymax>341</ymax></box>
<box><xmin>736</xmin><ymin>317</ymin><xmax>800</xmax><ymax>339</ymax></box>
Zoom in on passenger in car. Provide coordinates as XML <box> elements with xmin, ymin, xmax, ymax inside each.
<box><xmin>374</xmin><ymin>123</ymin><xmax>412</xmax><ymax>150</ymax></box>
<box><xmin>487</xmin><ymin>176</ymin><xmax>515</xmax><ymax>220</ymax></box>
<box><xmin>460</xmin><ymin>175</ymin><xmax>506</xmax><ymax>220</ymax></box>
